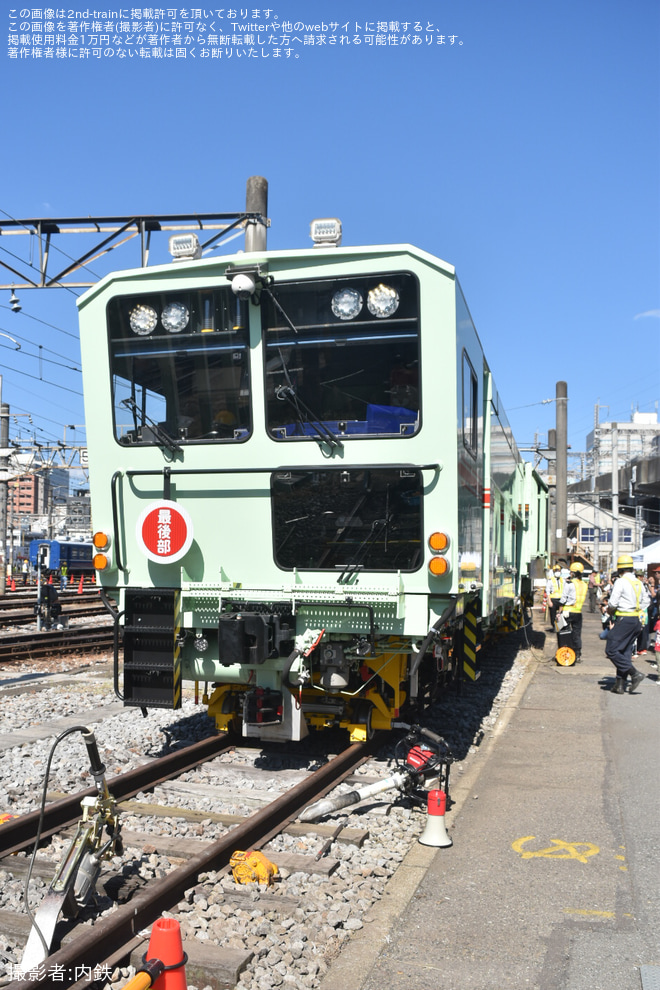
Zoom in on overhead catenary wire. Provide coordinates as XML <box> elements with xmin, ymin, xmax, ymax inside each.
<box><xmin>0</xmin><ymin>329</ymin><xmax>80</xmax><ymax>372</ymax></box>
<box><xmin>0</xmin><ymin>303</ymin><xmax>80</xmax><ymax>342</ymax></box>
<box><xmin>0</xmin><ymin>363</ymin><xmax>82</xmax><ymax>396</ymax></box>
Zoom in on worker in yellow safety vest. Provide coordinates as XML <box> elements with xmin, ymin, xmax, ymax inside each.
<box><xmin>558</xmin><ymin>562</ymin><xmax>589</xmax><ymax>662</ymax></box>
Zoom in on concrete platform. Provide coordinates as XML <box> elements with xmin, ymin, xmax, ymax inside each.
<box><xmin>321</xmin><ymin>612</ymin><xmax>660</xmax><ymax>990</ymax></box>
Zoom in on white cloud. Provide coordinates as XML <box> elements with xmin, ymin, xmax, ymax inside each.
<box><xmin>634</xmin><ymin>309</ymin><xmax>660</xmax><ymax>319</ymax></box>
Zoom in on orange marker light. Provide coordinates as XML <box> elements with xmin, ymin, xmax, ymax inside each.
<box><xmin>93</xmin><ymin>553</ymin><xmax>109</xmax><ymax>570</ymax></box>
<box><xmin>93</xmin><ymin>531</ymin><xmax>110</xmax><ymax>550</ymax></box>
<box><xmin>428</xmin><ymin>532</ymin><xmax>450</xmax><ymax>553</ymax></box>
<box><xmin>428</xmin><ymin>557</ymin><xmax>450</xmax><ymax>577</ymax></box>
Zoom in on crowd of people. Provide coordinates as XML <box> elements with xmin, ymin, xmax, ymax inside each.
<box><xmin>546</xmin><ymin>556</ymin><xmax>660</xmax><ymax>692</ymax></box>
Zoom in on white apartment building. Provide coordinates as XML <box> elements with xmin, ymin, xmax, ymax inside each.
<box><xmin>587</xmin><ymin>411</ymin><xmax>660</xmax><ymax>475</ymax></box>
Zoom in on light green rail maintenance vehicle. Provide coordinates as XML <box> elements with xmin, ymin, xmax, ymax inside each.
<box><xmin>78</xmin><ymin>216</ymin><xmax>548</xmax><ymax>743</ymax></box>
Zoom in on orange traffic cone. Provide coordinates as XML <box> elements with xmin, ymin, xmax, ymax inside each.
<box><xmin>48</xmin><ymin>574</ymin><xmax>53</xmax><ymax>585</ymax></box>
<box><xmin>10</xmin><ymin>579</ymin><xmax>15</xmax><ymax>592</ymax></box>
<box><xmin>144</xmin><ymin>917</ymin><xmax>187</xmax><ymax>990</ymax></box>
<box><xmin>77</xmin><ymin>574</ymin><xmax>84</xmax><ymax>594</ymax></box>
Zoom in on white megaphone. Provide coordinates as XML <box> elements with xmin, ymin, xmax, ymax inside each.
<box><xmin>418</xmin><ymin>789</ymin><xmax>452</xmax><ymax>847</ymax></box>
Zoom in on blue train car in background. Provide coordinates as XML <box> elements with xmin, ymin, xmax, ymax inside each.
<box><xmin>29</xmin><ymin>540</ymin><xmax>94</xmax><ymax>574</ymax></box>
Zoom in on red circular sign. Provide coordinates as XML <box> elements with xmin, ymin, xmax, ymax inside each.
<box><xmin>136</xmin><ymin>501</ymin><xmax>194</xmax><ymax>564</ymax></box>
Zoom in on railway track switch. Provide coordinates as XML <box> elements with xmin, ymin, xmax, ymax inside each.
<box><xmin>20</xmin><ymin>728</ymin><xmax>122</xmax><ymax>972</ymax></box>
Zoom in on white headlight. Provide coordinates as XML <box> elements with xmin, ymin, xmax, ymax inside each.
<box><xmin>367</xmin><ymin>284</ymin><xmax>399</xmax><ymax>319</ymax></box>
<box><xmin>129</xmin><ymin>304</ymin><xmax>158</xmax><ymax>335</ymax></box>
<box><xmin>162</xmin><ymin>301</ymin><xmax>190</xmax><ymax>333</ymax></box>
<box><xmin>332</xmin><ymin>288</ymin><xmax>363</xmax><ymax>321</ymax></box>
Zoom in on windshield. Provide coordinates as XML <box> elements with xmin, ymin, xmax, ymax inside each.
<box><xmin>272</xmin><ymin>468</ymin><xmax>423</xmax><ymax>572</ymax></box>
<box><xmin>262</xmin><ymin>272</ymin><xmax>420</xmax><ymax>441</ymax></box>
<box><xmin>108</xmin><ymin>288</ymin><xmax>251</xmax><ymax>445</ymax></box>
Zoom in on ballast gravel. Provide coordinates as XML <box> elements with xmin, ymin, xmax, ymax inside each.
<box><xmin>0</xmin><ymin>621</ymin><xmax>541</xmax><ymax>990</ymax></box>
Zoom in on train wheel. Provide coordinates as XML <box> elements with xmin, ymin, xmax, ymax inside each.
<box><xmin>555</xmin><ymin>647</ymin><xmax>576</xmax><ymax>667</ymax></box>
<box><xmin>350</xmin><ymin>701</ymin><xmax>375</xmax><ymax>741</ymax></box>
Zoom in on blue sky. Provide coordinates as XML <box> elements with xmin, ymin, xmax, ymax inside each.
<box><xmin>0</xmin><ymin>0</ymin><xmax>658</xmax><ymax>481</ymax></box>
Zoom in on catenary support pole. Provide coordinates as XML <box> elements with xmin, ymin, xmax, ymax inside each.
<box><xmin>0</xmin><ymin>393</ymin><xmax>8</xmax><ymax>594</ymax></box>
<box><xmin>245</xmin><ymin>176</ymin><xmax>268</xmax><ymax>253</ymax></box>
<box><xmin>611</xmin><ymin>423</ymin><xmax>619</xmax><ymax>569</ymax></box>
<box><xmin>555</xmin><ymin>381</ymin><xmax>568</xmax><ymax>561</ymax></box>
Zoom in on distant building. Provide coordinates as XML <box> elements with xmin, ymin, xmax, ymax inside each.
<box><xmin>588</xmin><ymin>412</ymin><xmax>660</xmax><ymax>476</ymax></box>
<box><xmin>9</xmin><ymin>468</ymin><xmax>70</xmax><ymax>517</ymax></box>
<box><xmin>8</xmin><ymin>473</ymin><xmax>46</xmax><ymax>515</ymax></box>
<box><xmin>566</xmin><ymin>497</ymin><xmax>636</xmax><ymax>572</ymax></box>
<box><xmin>65</xmin><ymin>489</ymin><xmax>92</xmax><ymax>540</ymax></box>
<box><xmin>49</xmin><ymin>467</ymin><xmax>70</xmax><ymax>501</ymax></box>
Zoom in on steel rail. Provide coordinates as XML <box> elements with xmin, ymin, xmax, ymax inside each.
<box><xmin>0</xmin><ymin>628</ymin><xmax>114</xmax><ymax>662</ymax></box>
<box><xmin>0</xmin><ymin>593</ymin><xmax>101</xmax><ymax>611</ymax></box>
<box><xmin>0</xmin><ymin>606</ymin><xmax>106</xmax><ymax>628</ymax></box>
<box><xmin>0</xmin><ymin>733</ymin><xmax>235</xmax><ymax>858</ymax></box>
<box><xmin>8</xmin><ymin>736</ymin><xmax>379</xmax><ymax>989</ymax></box>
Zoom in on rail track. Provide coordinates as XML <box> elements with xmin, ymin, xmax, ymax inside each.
<box><xmin>0</xmin><ymin>609</ymin><xmax>537</xmax><ymax>990</ymax></box>
<box><xmin>0</xmin><ymin>593</ymin><xmax>106</xmax><ymax>628</ymax></box>
<box><xmin>0</xmin><ymin>627</ymin><xmax>114</xmax><ymax>663</ymax></box>
<box><xmin>4</xmin><ymin>733</ymin><xmax>379</xmax><ymax>990</ymax></box>
<box><xmin>0</xmin><ymin>591</ymin><xmax>101</xmax><ymax>611</ymax></box>
<box><xmin>0</xmin><ymin>733</ymin><xmax>234</xmax><ymax>858</ymax></box>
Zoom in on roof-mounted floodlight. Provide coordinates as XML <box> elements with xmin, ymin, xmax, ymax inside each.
<box><xmin>310</xmin><ymin>218</ymin><xmax>342</xmax><ymax>248</ymax></box>
<box><xmin>168</xmin><ymin>233</ymin><xmax>202</xmax><ymax>261</ymax></box>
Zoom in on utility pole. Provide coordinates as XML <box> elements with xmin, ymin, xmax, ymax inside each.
<box><xmin>555</xmin><ymin>381</ymin><xmax>568</xmax><ymax>560</ymax></box>
<box><xmin>592</xmin><ymin>402</ymin><xmax>600</xmax><ymax>572</ymax></box>
<box><xmin>547</xmin><ymin>428</ymin><xmax>556</xmax><ymax>559</ymax></box>
<box><xmin>0</xmin><ymin>386</ymin><xmax>8</xmax><ymax>594</ymax></box>
<box><xmin>245</xmin><ymin>176</ymin><xmax>268</xmax><ymax>253</ymax></box>
<box><xmin>612</xmin><ymin>423</ymin><xmax>619</xmax><ymax>569</ymax></box>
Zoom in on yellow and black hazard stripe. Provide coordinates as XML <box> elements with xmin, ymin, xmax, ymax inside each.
<box><xmin>462</xmin><ymin>598</ymin><xmax>480</xmax><ymax>682</ymax></box>
<box><xmin>497</xmin><ymin>603</ymin><xmax>521</xmax><ymax>634</ymax></box>
<box><xmin>508</xmin><ymin>603</ymin><xmax>522</xmax><ymax>630</ymax></box>
<box><xmin>172</xmin><ymin>588</ymin><xmax>182</xmax><ymax>710</ymax></box>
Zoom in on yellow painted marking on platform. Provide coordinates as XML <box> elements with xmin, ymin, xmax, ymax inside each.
<box><xmin>615</xmin><ymin>855</ymin><xmax>625</xmax><ymax>861</ymax></box>
<box><xmin>564</xmin><ymin>908</ymin><xmax>616</xmax><ymax>918</ymax></box>
<box><xmin>619</xmin><ymin>866</ymin><xmax>628</xmax><ymax>871</ymax></box>
<box><xmin>512</xmin><ymin>836</ymin><xmax>600</xmax><ymax>863</ymax></box>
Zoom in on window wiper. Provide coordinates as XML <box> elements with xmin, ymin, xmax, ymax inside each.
<box><xmin>275</xmin><ymin>382</ymin><xmax>343</xmax><ymax>450</ymax></box>
<box><xmin>120</xmin><ymin>397</ymin><xmax>182</xmax><ymax>454</ymax></box>
<box><xmin>336</xmin><ymin>485</ymin><xmax>391</xmax><ymax>582</ymax></box>
<box><xmin>265</xmin><ymin>286</ymin><xmax>342</xmax><ymax>451</ymax></box>
<box><xmin>336</xmin><ymin>515</ymin><xmax>391</xmax><ymax>584</ymax></box>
